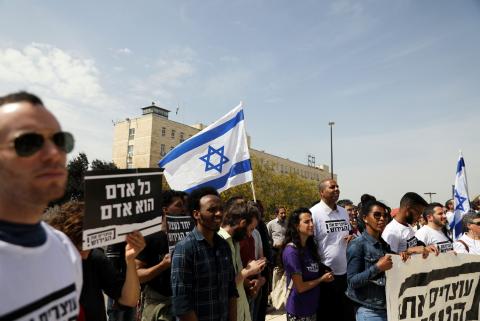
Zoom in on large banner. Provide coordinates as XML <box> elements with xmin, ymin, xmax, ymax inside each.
<box><xmin>386</xmin><ymin>253</ymin><xmax>480</xmax><ymax>321</ymax></box>
<box><xmin>165</xmin><ymin>215</ymin><xmax>195</xmax><ymax>252</ymax></box>
<box><xmin>83</xmin><ymin>168</ymin><xmax>163</xmax><ymax>250</ymax></box>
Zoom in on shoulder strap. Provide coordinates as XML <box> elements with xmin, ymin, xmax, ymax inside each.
<box><xmin>457</xmin><ymin>240</ymin><xmax>470</xmax><ymax>253</ymax></box>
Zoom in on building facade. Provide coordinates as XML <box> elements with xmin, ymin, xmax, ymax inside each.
<box><xmin>112</xmin><ymin>103</ymin><xmax>333</xmax><ymax>183</ymax></box>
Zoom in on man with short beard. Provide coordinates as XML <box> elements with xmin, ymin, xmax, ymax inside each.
<box><xmin>415</xmin><ymin>203</ymin><xmax>453</xmax><ymax>253</ymax></box>
<box><xmin>218</xmin><ymin>202</ymin><xmax>267</xmax><ymax>321</ymax></box>
<box><xmin>171</xmin><ymin>187</ymin><xmax>238</xmax><ymax>321</ymax></box>
<box><xmin>0</xmin><ymin>92</ymin><xmax>82</xmax><ymax>320</ymax></box>
<box><xmin>381</xmin><ymin>192</ymin><xmax>438</xmax><ymax>256</ymax></box>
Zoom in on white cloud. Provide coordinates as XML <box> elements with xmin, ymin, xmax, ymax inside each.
<box><xmin>116</xmin><ymin>48</ymin><xmax>132</xmax><ymax>55</ymax></box>
<box><xmin>0</xmin><ymin>43</ymin><xmax>112</xmax><ymax>106</ymax></box>
<box><xmin>0</xmin><ymin>43</ymin><xmax>118</xmax><ymax>161</ymax></box>
<box><xmin>130</xmin><ymin>48</ymin><xmax>196</xmax><ymax>101</ymax></box>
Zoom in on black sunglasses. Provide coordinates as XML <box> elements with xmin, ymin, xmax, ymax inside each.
<box><xmin>469</xmin><ymin>221</ymin><xmax>480</xmax><ymax>226</ymax></box>
<box><xmin>371</xmin><ymin>211</ymin><xmax>389</xmax><ymax>220</ymax></box>
<box><xmin>13</xmin><ymin>131</ymin><xmax>74</xmax><ymax>157</ymax></box>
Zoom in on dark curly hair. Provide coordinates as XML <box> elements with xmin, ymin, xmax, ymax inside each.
<box><xmin>44</xmin><ymin>200</ymin><xmax>84</xmax><ymax>248</ymax></box>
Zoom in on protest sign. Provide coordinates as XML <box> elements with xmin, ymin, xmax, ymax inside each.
<box><xmin>166</xmin><ymin>215</ymin><xmax>195</xmax><ymax>252</ymax></box>
<box><xmin>83</xmin><ymin>168</ymin><xmax>163</xmax><ymax>250</ymax></box>
<box><xmin>386</xmin><ymin>253</ymin><xmax>480</xmax><ymax>321</ymax></box>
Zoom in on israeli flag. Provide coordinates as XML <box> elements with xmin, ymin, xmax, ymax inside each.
<box><xmin>450</xmin><ymin>152</ymin><xmax>470</xmax><ymax>239</ymax></box>
<box><xmin>158</xmin><ymin>102</ymin><xmax>253</xmax><ymax>193</ymax></box>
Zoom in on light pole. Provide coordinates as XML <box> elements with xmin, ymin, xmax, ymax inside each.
<box><xmin>328</xmin><ymin>121</ymin><xmax>335</xmax><ymax>179</ymax></box>
<box><xmin>424</xmin><ymin>192</ymin><xmax>437</xmax><ymax>203</ymax></box>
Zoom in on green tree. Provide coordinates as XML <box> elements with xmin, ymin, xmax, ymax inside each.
<box><xmin>90</xmin><ymin>159</ymin><xmax>118</xmax><ymax>170</ymax></box>
<box><xmin>221</xmin><ymin>157</ymin><xmax>319</xmax><ymax>221</ymax></box>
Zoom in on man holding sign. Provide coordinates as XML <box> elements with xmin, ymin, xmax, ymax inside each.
<box><xmin>136</xmin><ymin>190</ymin><xmax>186</xmax><ymax>321</ymax></box>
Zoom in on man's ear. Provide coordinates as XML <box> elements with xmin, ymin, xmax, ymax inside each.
<box><xmin>192</xmin><ymin>210</ymin><xmax>200</xmax><ymax>221</ymax></box>
<box><xmin>239</xmin><ymin>219</ymin><xmax>247</xmax><ymax>228</ymax></box>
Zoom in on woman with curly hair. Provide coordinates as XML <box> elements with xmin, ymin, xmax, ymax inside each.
<box><xmin>281</xmin><ymin>208</ymin><xmax>334</xmax><ymax>321</ymax></box>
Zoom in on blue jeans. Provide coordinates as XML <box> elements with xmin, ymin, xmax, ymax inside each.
<box><xmin>107</xmin><ymin>297</ymin><xmax>136</xmax><ymax>321</ymax></box>
<box><xmin>355</xmin><ymin>306</ymin><xmax>387</xmax><ymax>321</ymax></box>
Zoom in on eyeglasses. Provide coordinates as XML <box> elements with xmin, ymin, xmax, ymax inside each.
<box><xmin>371</xmin><ymin>211</ymin><xmax>389</xmax><ymax>220</ymax></box>
<box><xmin>8</xmin><ymin>132</ymin><xmax>74</xmax><ymax>157</ymax></box>
<box><xmin>469</xmin><ymin>221</ymin><xmax>480</xmax><ymax>226</ymax></box>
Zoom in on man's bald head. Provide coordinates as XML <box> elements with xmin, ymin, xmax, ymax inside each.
<box><xmin>318</xmin><ymin>179</ymin><xmax>340</xmax><ymax>207</ymax></box>
<box><xmin>319</xmin><ymin>179</ymin><xmax>335</xmax><ymax>192</ymax></box>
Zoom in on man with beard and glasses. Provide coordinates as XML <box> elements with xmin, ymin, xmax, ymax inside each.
<box><xmin>0</xmin><ymin>92</ymin><xmax>82</xmax><ymax>320</ymax></box>
<box><xmin>171</xmin><ymin>187</ymin><xmax>238</xmax><ymax>321</ymax></box>
<box><xmin>415</xmin><ymin>203</ymin><xmax>453</xmax><ymax>253</ymax></box>
<box><xmin>381</xmin><ymin>192</ymin><xmax>438</xmax><ymax>256</ymax></box>
<box><xmin>219</xmin><ymin>201</ymin><xmax>267</xmax><ymax>321</ymax></box>
<box><xmin>310</xmin><ymin>179</ymin><xmax>354</xmax><ymax>321</ymax></box>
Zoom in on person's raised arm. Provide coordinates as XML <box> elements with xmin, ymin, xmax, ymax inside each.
<box><xmin>117</xmin><ymin>231</ymin><xmax>145</xmax><ymax>307</ymax></box>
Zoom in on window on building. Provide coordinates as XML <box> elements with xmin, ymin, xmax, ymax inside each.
<box><xmin>127</xmin><ymin>156</ymin><xmax>133</xmax><ymax>164</ymax></box>
<box><xmin>128</xmin><ymin>128</ymin><xmax>135</xmax><ymax>140</ymax></box>
<box><xmin>160</xmin><ymin>144</ymin><xmax>165</xmax><ymax>156</ymax></box>
<box><xmin>127</xmin><ymin>145</ymin><xmax>134</xmax><ymax>156</ymax></box>
<box><xmin>171</xmin><ymin>129</ymin><xmax>175</xmax><ymax>139</ymax></box>
<box><xmin>170</xmin><ymin>146</ymin><xmax>174</xmax><ymax>151</ymax></box>
<box><xmin>180</xmin><ymin>132</ymin><xmax>184</xmax><ymax>142</ymax></box>
<box><xmin>161</xmin><ymin>127</ymin><xmax>166</xmax><ymax>136</ymax></box>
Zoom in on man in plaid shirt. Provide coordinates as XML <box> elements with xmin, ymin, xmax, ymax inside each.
<box><xmin>171</xmin><ymin>187</ymin><xmax>238</xmax><ymax>321</ymax></box>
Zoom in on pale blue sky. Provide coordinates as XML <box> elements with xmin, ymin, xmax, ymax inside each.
<box><xmin>1</xmin><ymin>0</ymin><xmax>479</xmax><ymax>206</ymax></box>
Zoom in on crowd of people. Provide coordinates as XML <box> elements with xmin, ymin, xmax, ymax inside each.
<box><xmin>1</xmin><ymin>91</ymin><xmax>480</xmax><ymax>321</ymax></box>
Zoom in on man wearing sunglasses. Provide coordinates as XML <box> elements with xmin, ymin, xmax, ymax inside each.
<box><xmin>0</xmin><ymin>92</ymin><xmax>81</xmax><ymax>320</ymax></box>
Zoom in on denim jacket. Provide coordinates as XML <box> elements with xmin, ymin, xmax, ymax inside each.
<box><xmin>346</xmin><ymin>232</ymin><xmax>392</xmax><ymax>310</ymax></box>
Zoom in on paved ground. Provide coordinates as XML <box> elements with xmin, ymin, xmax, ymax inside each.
<box><xmin>265</xmin><ymin>308</ymin><xmax>286</xmax><ymax>321</ymax></box>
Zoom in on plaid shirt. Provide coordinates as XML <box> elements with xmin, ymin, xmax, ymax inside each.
<box><xmin>171</xmin><ymin>227</ymin><xmax>238</xmax><ymax>321</ymax></box>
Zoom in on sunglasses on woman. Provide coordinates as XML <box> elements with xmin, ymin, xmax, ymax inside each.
<box><xmin>371</xmin><ymin>211</ymin><xmax>389</xmax><ymax>220</ymax></box>
<box><xmin>6</xmin><ymin>131</ymin><xmax>75</xmax><ymax>157</ymax></box>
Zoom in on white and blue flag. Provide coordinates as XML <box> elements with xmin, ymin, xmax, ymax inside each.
<box><xmin>158</xmin><ymin>102</ymin><xmax>253</xmax><ymax>193</ymax></box>
<box><xmin>450</xmin><ymin>152</ymin><xmax>470</xmax><ymax>239</ymax></box>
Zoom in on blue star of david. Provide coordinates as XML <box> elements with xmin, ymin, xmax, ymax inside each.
<box><xmin>454</xmin><ymin>189</ymin><xmax>467</xmax><ymax>212</ymax></box>
<box><xmin>199</xmin><ymin>145</ymin><xmax>230</xmax><ymax>174</ymax></box>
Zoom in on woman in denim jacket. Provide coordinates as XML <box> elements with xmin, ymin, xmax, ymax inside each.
<box><xmin>346</xmin><ymin>200</ymin><xmax>393</xmax><ymax>321</ymax></box>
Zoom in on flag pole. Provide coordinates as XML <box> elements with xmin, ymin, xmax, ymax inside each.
<box><xmin>250</xmin><ymin>182</ymin><xmax>257</xmax><ymax>203</ymax></box>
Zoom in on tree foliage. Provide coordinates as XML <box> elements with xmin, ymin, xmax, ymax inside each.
<box><xmin>221</xmin><ymin>157</ymin><xmax>319</xmax><ymax>221</ymax></box>
<box><xmin>50</xmin><ymin>153</ymin><xmax>118</xmax><ymax>206</ymax></box>
<box><xmin>91</xmin><ymin>159</ymin><xmax>118</xmax><ymax>171</ymax></box>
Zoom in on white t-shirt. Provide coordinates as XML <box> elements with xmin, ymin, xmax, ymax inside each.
<box><xmin>0</xmin><ymin>222</ymin><xmax>82</xmax><ymax>320</ymax></box>
<box><xmin>310</xmin><ymin>201</ymin><xmax>350</xmax><ymax>275</ymax></box>
<box><xmin>415</xmin><ymin>225</ymin><xmax>453</xmax><ymax>253</ymax></box>
<box><xmin>382</xmin><ymin>219</ymin><xmax>418</xmax><ymax>253</ymax></box>
<box><xmin>453</xmin><ymin>234</ymin><xmax>480</xmax><ymax>255</ymax></box>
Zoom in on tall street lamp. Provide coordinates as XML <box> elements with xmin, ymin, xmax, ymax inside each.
<box><xmin>328</xmin><ymin>121</ymin><xmax>335</xmax><ymax>179</ymax></box>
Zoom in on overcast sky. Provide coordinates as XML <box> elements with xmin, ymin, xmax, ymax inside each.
<box><xmin>1</xmin><ymin>0</ymin><xmax>479</xmax><ymax>207</ymax></box>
